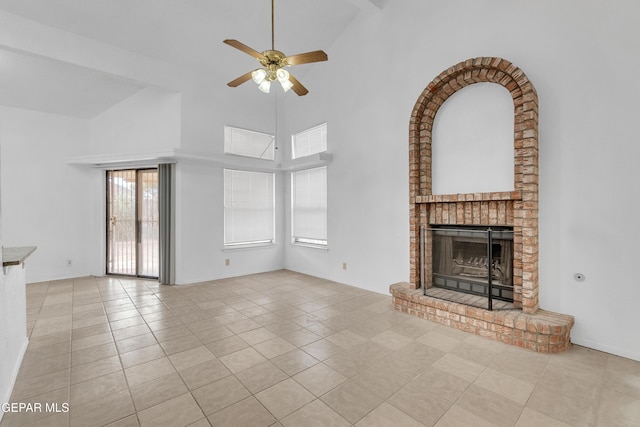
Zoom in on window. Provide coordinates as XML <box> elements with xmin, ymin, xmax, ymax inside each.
<box><xmin>224</xmin><ymin>169</ymin><xmax>275</xmax><ymax>246</ymax></box>
<box><xmin>291</xmin><ymin>166</ymin><xmax>327</xmax><ymax>246</ymax></box>
<box><xmin>292</xmin><ymin>123</ymin><xmax>327</xmax><ymax>159</ymax></box>
<box><xmin>224</xmin><ymin>126</ymin><xmax>275</xmax><ymax>160</ymax></box>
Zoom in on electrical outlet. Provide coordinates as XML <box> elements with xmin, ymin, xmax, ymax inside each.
<box><xmin>225</xmin><ymin>258</ymin><xmax>230</xmax><ymax>266</ymax></box>
<box><xmin>66</xmin><ymin>259</ymin><xmax>72</xmax><ymax>267</ymax></box>
<box><xmin>342</xmin><ymin>262</ymin><xmax>347</xmax><ymax>270</ymax></box>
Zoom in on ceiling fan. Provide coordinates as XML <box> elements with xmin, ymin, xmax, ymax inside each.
<box><xmin>224</xmin><ymin>0</ymin><xmax>328</xmax><ymax>96</ymax></box>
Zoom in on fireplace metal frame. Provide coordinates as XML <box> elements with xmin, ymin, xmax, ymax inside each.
<box><xmin>421</xmin><ymin>225</ymin><xmax>514</xmax><ymax>310</ymax></box>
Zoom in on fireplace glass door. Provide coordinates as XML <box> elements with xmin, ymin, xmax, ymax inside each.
<box><xmin>430</xmin><ymin>226</ymin><xmax>514</xmax><ymax>302</ymax></box>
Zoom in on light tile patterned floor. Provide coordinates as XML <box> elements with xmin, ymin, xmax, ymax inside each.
<box><xmin>1</xmin><ymin>270</ymin><xmax>639</xmax><ymax>426</ymax></box>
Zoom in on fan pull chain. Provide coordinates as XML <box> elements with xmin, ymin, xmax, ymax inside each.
<box><xmin>274</xmin><ymin>94</ymin><xmax>279</xmax><ymax>150</ymax></box>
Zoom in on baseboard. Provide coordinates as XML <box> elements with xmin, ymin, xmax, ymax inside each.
<box><xmin>571</xmin><ymin>336</ymin><xmax>640</xmax><ymax>362</ymax></box>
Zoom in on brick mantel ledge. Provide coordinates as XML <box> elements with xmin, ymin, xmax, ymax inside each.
<box><xmin>390</xmin><ymin>282</ymin><xmax>574</xmax><ymax>353</ymax></box>
<box><xmin>414</xmin><ymin>191</ymin><xmax>522</xmax><ymax>204</ymax></box>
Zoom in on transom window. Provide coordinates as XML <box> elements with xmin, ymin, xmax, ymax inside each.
<box><xmin>292</xmin><ymin>123</ymin><xmax>327</xmax><ymax>159</ymax></box>
<box><xmin>224</xmin><ymin>126</ymin><xmax>275</xmax><ymax>160</ymax></box>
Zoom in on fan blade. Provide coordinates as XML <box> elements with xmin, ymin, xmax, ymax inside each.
<box><xmin>285</xmin><ymin>50</ymin><xmax>328</xmax><ymax>66</ymax></box>
<box><xmin>227</xmin><ymin>71</ymin><xmax>254</xmax><ymax>87</ymax></box>
<box><xmin>288</xmin><ymin>73</ymin><xmax>309</xmax><ymax>96</ymax></box>
<box><xmin>223</xmin><ymin>39</ymin><xmax>264</xmax><ymax>60</ymax></box>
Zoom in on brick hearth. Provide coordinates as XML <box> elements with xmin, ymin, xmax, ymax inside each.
<box><xmin>394</xmin><ymin>57</ymin><xmax>574</xmax><ymax>353</ymax></box>
<box><xmin>390</xmin><ymin>282</ymin><xmax>574</xmax><ymax>353</ymax></box>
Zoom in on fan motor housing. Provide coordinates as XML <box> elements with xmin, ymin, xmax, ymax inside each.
<box><xmin>261</xmin><ymin>50</ymin><xmax>288</xmax><ymax>68</ymax></box>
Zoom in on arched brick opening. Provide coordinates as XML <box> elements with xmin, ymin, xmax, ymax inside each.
<box><xmin>409</xmin><ymin>57</ymin><xmax>539</xmax><ymax>314</ymax></box>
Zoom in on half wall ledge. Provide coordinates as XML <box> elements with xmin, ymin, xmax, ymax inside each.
<box><xmin>390</xmin><ymin>282</ymin><xmax>575</xmax><ymax>353</ymax></box>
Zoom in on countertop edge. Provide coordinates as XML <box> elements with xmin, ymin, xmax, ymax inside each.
<box><xmin>3</xmin><ymin>246</ymin><xmax>37</xmax><ymax>267</ymax></box>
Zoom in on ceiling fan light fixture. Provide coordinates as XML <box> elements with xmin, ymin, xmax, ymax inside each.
<box><xmin>252</xmin><ymin>68</ymin><xmax>267</xmax><ymax>84</ymax></box>
<box><xmin>258</xmin><ymin>79</ymin><xmax>271</xmax><ymax>93</ymax></box>
<box><xmin>280</xmin><ymin>79</ymin><xmax>293</xmax><ymax>92</ymax></box>
<box><xmin>223</xmin><ymin>0</ymin><xmax>327</xmax><ymax>96</ymax></box>
<box><xmin>276</xmin><ymin>68</ymin><xmax>290</xmax><ymax>83</ymax></box>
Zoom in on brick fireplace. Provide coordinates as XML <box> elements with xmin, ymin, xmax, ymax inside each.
<box><xmin>390</xmin><ymin>57</ymin><xmax>574</xmax><ymax>353</ymax></box>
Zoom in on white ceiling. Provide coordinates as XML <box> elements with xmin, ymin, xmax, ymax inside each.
<box><xmin>0</xmin><ymin>49</ymin><xmax>146</xmax><ymax>118</ymax></box>
<box><xmin>0</xmin><ymin>0</ymin><xmax>367</xmax><ymax>118</ymax></box>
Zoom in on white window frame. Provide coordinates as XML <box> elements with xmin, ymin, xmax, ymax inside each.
<box><xmin>224</xmin><ymin>125</ymin><xmax>275</xmax><ymax>160</ymax></box>
<box><xmin>291</xmin><ymin>166</ymin><xmax>327</xmax><ymax>248</ymax></box>
<box><xmin>291</xmin><ymin>123</ymin><xmax>327</xmax><ymax>159</ymax></box>
<box><xmin>224</xmin><ymin>169</ymin><xmax>275</xmax><ymax>247</ymax></box>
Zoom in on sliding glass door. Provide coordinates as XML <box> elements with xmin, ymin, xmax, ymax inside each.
<box><xmin>106</xmin><ymin>169</ymin><xmax>159</xmax><ymax>278</ymax></box>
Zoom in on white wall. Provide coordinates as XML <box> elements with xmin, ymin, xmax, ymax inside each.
<box><xmin>283</xmin><ymin>0</ymin><xmax>640</xmax><ymax>360</ymax></box>
<box><xmin>90</xmin><ymin>87</ymin><xmax>181</xmax><ymax>155</ymax></box>
<box><xmin>0</xmin><ymin>107</ymin><xmax>102</xmax><ymax>282</ymax></box>
<box><xmin>87</xmin><ymin>81</ymin><xmax>286</xmax><ymax>284</ymax></box>
<box><xmin>174</xmin><ymin>159</ymin><xmax>285</xmax><ymax>285</ymax></box>
<box><xmin>0</xmin><ymin>265</ymin><xmax>28</xmax><ymax>422</ymax></box>
<box><xmin>432</xmin><ymin>83</ymin><xmax>514</xmax><ymax>195</ymax></box>
<box><xmin>0</xmin><ymin>62</ymin><xmax>284</xmax><ymax>289</ymax></box>
<box><xmin>172</xmin><ymin>81</ymin><xmax>286</xmax><ymax>284</ymax></box>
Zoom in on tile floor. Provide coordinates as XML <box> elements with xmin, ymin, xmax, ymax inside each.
<box><xmin>1</xmin><ymin>270</ymin><xmax>639</xmax><ymax>426</ymax></box>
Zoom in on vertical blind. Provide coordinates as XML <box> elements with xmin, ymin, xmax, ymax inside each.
<box><xmin>158</xmin><ymin>163</ymin><xmax>175</xmax><ymax>285</ymax></box>
<box><xmin>224</xmin><ymin>169</ymin><xmax>275</xmax><ymax>245</ymax></box>
<box><xmin>291</xmin><ymin>166</ymin><xmax>327</xmax><ymax>244</ymax></box>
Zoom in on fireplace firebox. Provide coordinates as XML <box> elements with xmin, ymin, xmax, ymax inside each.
<box><xmin>423</xmin><ymin>226</ymin><xmax>514</xmax><ymax>308</ymax></box>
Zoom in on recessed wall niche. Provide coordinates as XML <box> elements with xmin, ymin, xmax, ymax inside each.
<box><xmin>432</xmin><ymin>82</ymin><xmax>514</xmax><ymax>195</ymax></box>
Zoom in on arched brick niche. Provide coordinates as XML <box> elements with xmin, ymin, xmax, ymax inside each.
<box><xmin>409</xmin><ymin>57</ymin><xmax>539</xmax><ymax>314</ymax></box>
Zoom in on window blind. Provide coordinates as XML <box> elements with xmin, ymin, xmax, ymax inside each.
<box><xmin>291</xmin><ymin>166</ymin><xmax>327</xmax><ymax>245</ymax></box>
<box><xmin>292</xmin><ymin>123</ymin><xmax>327</xmax><ymax>159</ymax></box>
<box><xmin>224</xmin><ymin>169</ymin><xmax>275</xmax><ymax>245</ymax></box>
<box><xmin>224</xmin><ymin>126</ymin><xmax>275</xmax><ymax>160</ymax></box>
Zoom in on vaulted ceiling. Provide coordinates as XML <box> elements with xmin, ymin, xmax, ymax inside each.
<box><xmin>0</xmin><ymin>0</ymin><xmax>380</xmax><ymax>117</ymax></box>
